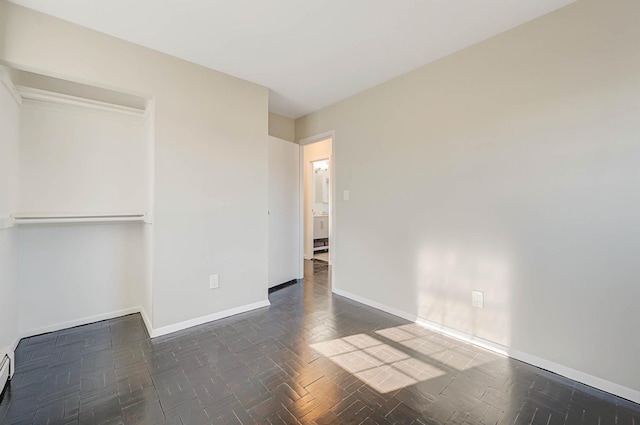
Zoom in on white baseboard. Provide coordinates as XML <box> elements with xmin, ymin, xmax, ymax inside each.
<box><xmin>0</xmin><ymin>337</ymin><xmax>20</xmax><ymax>380</ymax></box>
<box><xmin>333</xmin><ymin>288</ymin><xmax>418</xmax><ymax>322</ymax></box>
<box><xmin>139</xmin><ymin>307</ymin><xmax>153</xmax><ymax>338</ymax></box>
<box><xmin>18</xmin><ymin>300</ymin><xmax>271</xmax><ymax>341</ymax></box>
<box><xmin>332</xmin><ymin>287</ymin><xmax>640</xmax><ymax>404</ymax></box>
<box><xmin>8</xmin><ymin>337</ymin><xmax>19</xmax><ymax>378</ymax></box>
<box><xmin>507</xmin><ymin>348</ymin><xmax>640</xmax><ymax>404</ymax></box>
<box><xmin>414</xmin><ymin>316</ymin><xmax>510</xmax><ymax>357</ymax></box>
<box><xmin>268</xmin><ymin>277</ymin><xmax>298</xmax><ymax>289</ymax></box>
<box><xmin>20</xmin><ymin>306</ymin><xmax>142</xmax><ymax>338</ymax></box>
<box><xmin>150</xmin><ymin>299</ymin><xmax>270</xmax><ymax>338</ymax></box>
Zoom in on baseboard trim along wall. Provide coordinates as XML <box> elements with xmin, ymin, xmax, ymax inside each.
<box><xmin>5</xmin><ymin>337</ymin><xmax>19</xmax><ymax>379</ymax></box>
<box><xmin>139</xmin><ymin>307</ymin><xmax>153</xmax><ymax>339</ymax></box>
<box><xmin>268</xmin><ymin>279</ymin><xmax>299</xmax><ymax>292</ymax></box>
<box><xmin>19</xmin><ymin>300</ymin><xmax>271</xmax><ymax>342</ymax></box>
<box><xmin>20</xmin><ymin>306</ymin><xmax>142</xmax><ymax>339</ymax></box>
<box><xmin>332</xmin><ymin>287</ymin><xmax>640</xmax><ymax>404</ymax></box>
<box><xmin>332</xmin><ymin>287</ymin><xmax>418</xmax><ymax>322</ymax></box>
<box><xmin>149</xmin><ymin>299</ymin><xmax>271</xmax><ymax>338</ymax></box>
<box><xmin>0</xmin><ymin>337</ymin><xmax>21</xmax><ymax>392</ymax></box>
<box><xmin>507</xmin><ymin>347</ymin><xmax>640</xmax><ymax>405</ymax></box>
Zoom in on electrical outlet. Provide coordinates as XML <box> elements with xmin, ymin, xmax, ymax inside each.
<box><xmin>471</xmin><ymin>290</ymin><xmax>484</xmax><ymax>308</ymax></box>
<box><xmin>209</xmin><ymin>274</ymin><xmax>219</xmax><ymax>289</ymax></box>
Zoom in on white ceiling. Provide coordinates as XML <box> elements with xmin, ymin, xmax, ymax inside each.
<box><xmin>8</xmin><ymin>0</ymin><xmax>575</xmax><ymax>118</ymax></box>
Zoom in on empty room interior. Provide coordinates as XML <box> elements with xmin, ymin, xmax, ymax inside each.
<box><xmin>1</xmin><ymin>0</ymin><xmax>639</xmax><ymax>424</ymax></box>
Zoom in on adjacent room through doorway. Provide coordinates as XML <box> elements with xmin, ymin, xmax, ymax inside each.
<box><xmin>302</xmin><ymin>137</ymin><xmax>332</xmax><ymax>266</ymax></box>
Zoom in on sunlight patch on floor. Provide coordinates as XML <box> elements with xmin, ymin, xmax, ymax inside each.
<box><xmin>376</xmin><ymin>324</ymin><xmax>491</xmax><ymax>371</ymax></box>
<box><xmin>311</xmin><ymin>332</ymin><xmax>445</xmax><ymax>393</ymax></box>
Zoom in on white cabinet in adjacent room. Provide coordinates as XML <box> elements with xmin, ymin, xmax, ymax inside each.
<box><xmin>313</xmin><ymin>215</ymin><xmax>329</xmax><ymax>239</ymax></box>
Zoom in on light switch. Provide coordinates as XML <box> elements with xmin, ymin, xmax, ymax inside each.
<box><xmin>210</xmin><ymin>274</ymin><xmax>219</xmax><ymax>289</ymax></box>
<box><xmin>471</xmin><ymin>290</ymin><xmax>484</xmax><ymax>308</ymax></box>
<box><xmin>343</xmin><ymin>190</ymin><xmax>350</xmax><ymax>201</ymax></box>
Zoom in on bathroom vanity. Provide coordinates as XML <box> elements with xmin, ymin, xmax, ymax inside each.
<box><xmin>313</xmin><ymin>215</ymin><xmax>329</xmax><ymax>251</ymax></box>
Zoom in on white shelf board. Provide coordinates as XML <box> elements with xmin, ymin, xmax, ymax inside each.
<box><xmin>13</xmin><ymin>212</ymin><xmax>146</xmax><ymax>225</ymax></box>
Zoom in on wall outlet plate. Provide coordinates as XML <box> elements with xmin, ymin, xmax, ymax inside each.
<box><xmin>471</xmin><ymin>290</ymin><xmax>484</xmax><ymax>308</ymax></box>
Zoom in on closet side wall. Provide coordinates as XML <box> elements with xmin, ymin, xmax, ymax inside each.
<box><xmin>0</xmin><ymin>75</ymin><xmax>20</xmax><ymax>366</ymax></box>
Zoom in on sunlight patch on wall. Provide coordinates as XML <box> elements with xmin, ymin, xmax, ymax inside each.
<box><xmin>415</xmin><ymin>245</ymin><xmax>512</xmax><ymax>347</ymax></box>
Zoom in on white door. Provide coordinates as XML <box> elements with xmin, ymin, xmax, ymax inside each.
<box><xmin>268</xmin><ymin>136</ymin><xmax>301</xmax><ymax>288</ymax></box>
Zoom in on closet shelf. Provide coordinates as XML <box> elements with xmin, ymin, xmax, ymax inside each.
<box><xmin>13</xmin><ymin>212</ymin><xmax>147</xmax><ymax>224</ymax></box>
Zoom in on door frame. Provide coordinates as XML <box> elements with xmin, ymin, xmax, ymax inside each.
<box><xmin>298</xmin><ymin>131</ymin><xmax>336</xmax><ymax>278</ymax></box>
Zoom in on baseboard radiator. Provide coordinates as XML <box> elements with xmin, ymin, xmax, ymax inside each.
<box><xmin>0</xmin><ymin>354</ymin><xmax>10</xmax><ymax>396</ymax></box>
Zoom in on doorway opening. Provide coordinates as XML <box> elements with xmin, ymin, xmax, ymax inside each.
<box><xmin>300</xmin><ymin>135</ymin><xmax>333</xmax><ymax>279</ymax></box>
<box><xmin>311</xmin><ymin>159</ymin><xmax>330</xmax><ymax>262</ymax></box>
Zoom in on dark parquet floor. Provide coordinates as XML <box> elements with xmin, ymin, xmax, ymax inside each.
<box><xmin>1</xmin><ymin>260</ymin><xmax>639</xmax><ymax>424</ymax></box>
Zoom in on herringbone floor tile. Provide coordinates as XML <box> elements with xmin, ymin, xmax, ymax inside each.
<box><xmin>1</xmin><ymin>261</ymin><xmax>638</xmax><ymax>424</ymax></box>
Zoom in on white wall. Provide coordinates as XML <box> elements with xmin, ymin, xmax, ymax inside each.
<box><xmin>19</xmin><ymin>100</ymin><xmax>146</xmax><ymax>214</ymax></box>
<box><xmin>302</xmin><ymin>139</ymin><xmax>331</xmax><ymax>259</ymax></box>
<box><xmin>296</xmin><ymin>0</ymin><xmax>640</xmax><ymax>401</ymax></box>
<box><xmin>0</xmin><ymin>0</ymin><xmax>269</xmax><ymax>331</ymax></box>
<box><xmin>15</xmin><ymin>96</ymin><xmax>150</xmax><ymax>336</ymax></box>
<box><xmin>18</xmin><ymin>223</ymin><xmax>145</xmax><ymax>335</ymax></box>
<box><xmin>0</xmin><ymin>74</ymin><xmax>20</xmax><ymax>370</ymax></box>
<box><xmin>268</xmin><ymin>136</ymin><xmax>300</xmax><ymax>287</ymax></box>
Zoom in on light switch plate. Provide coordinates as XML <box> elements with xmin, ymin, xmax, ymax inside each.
<box><xmin>209</xmin><ymin>274</ymin><xmax>219</xmax><ymax>289</ymax></box>
<box><xmin>343</xmin><ymin>190</ymin><xmax>350</xmax><ymax>201</ymax></box>
<box><xmin>471</xmin><ymin>290</ymin><xmax>484</xmax><ymax>308</ymax></box>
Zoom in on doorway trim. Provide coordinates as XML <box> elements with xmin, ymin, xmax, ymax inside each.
<box><xmin>298</xmin><ymin>131</ymin><xmax>335</xmax><ymax>279</ymax></box>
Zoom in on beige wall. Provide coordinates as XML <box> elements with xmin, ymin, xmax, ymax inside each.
<box><xmin>0</xmin><ymin>0</ymin><xmax>269</xmax><ymax>330</ymax></box>
<box><xmin>269</xmin><ymin>112</ymin><xmax>295</xmax><ymax>142</ymax></box>
<box><xmin>296</xmin><ymin>0</ymin><xmax>640</xmax><ymax>400</ymax></box>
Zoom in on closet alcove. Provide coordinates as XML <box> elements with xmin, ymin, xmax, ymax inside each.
<box><xmin>1</xmin><ymin>66</ymin><xmax>154</xmax><ymax>335</ymax></box>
